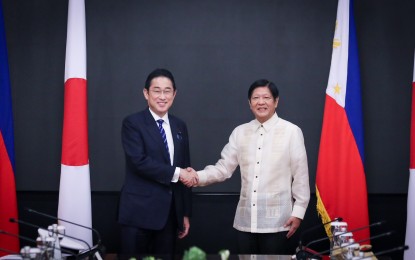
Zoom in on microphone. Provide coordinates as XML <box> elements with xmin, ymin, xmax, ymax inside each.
<box><xmin>299</xmin><ymin>217</ymin><xmax>343</xmax><ymax>247</ymax></box>
<box><xmin>0</xmin><ymin>229</ymin><xmax>28</xmax><ymax>256</ymax></box>
<box><xmin>312</xmin><ymin>230</ymin><xmax>394</xmax><ymax>258</ymax></box>
<box><xmin>305</xmin><ymin>220</ymin><xmax>385</xmax><ymax>249</ymax></box>
<box><xmin>0</xmin><ymin>229</ymin><xmax>76</xmax><ymax>257</ymax></box>
<box><xmin>9</xmin><ymin>217</ymin><xmax>91</xmax><ymax>251</ymax></box>
<box><xmin>26</xmin><ymin>208</ymin><xmax>101</xmax><ymax>246</ymax></box>
<box><xmin>374</xmin><ymin>245</ymin><xmax>409</xmax><ymax>257</ymax></box>
<box><xmin>0</xmin><ymin>247</ymin><xmax>18</xmax><ymax>255</ymax></box>
<box><xmin>25</xmin><ymin>208</ymin><xmax>104</xmax><ymax>260</ymax></box>
<box><xmin>1</xmin><ymin>228</ymin><xmax>38</xmax><ymax>245</ymax></box>
<box><xmin>296</xmin><ymin>217</ymin><xmax>342</xmax><ymax>260</ymax></box>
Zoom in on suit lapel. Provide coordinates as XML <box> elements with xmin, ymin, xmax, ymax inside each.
<box><xmin>169</xmin><ymin>116</ymin><xmax>182</xmax><ymax>165</ymax></box>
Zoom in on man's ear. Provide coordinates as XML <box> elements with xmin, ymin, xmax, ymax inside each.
<box><xmin>143</xmin><ymin>88</ymin><xmax>149</xmax><ymax>100</ymax></box>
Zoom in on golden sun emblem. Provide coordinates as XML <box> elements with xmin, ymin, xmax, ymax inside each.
<box><xmin>333</xmin><ymin>39</ymin><xmax>341</xmax><ymax>48</ymax></box>
<box><xmin>333</xmin><ymin>20</ymin><xmax>341</xmax><ymax>48</ymax></box>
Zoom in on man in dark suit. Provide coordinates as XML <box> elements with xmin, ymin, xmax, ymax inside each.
<box><xmin>118</xmin><ymin>68</ymin><xmax>197</xmax><ymax>258</ymax></box>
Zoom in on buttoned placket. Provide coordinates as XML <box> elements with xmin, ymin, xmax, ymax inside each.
<box><xmin>251</xmin><ymin>124</ymin><xmax>264</xmax><ymax>232</ymax></box>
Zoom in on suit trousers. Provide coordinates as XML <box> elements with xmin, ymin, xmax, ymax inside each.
<box><xmin>120</xmin><ymin>201</ymin><xmax>178</xmax><ymax>259</ymax></box>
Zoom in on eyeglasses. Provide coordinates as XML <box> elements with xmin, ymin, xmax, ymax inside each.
<box><xmin>149</xmin><ymin>88</ymin><xmax>174</xmax><ymax>97</ymax></box>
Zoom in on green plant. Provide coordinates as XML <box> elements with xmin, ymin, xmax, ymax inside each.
<box><xmin>182</xmin><ymin>246</ymin><xmax>207</xmax><ymax>260</ymax></box>
<box><xmin>218</xmin><ymin>249</ymin><xmax>230</xmax><ymax>260</ymax></box>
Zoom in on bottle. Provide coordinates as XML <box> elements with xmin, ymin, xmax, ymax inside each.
<box><xmin>51</xmin><ymin>224</ymin><xmax>62</xmax><ymax>260</ymax></box>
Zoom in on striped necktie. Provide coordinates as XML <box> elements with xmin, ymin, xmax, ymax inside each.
<box><xmin>157</xmin><ymin>119</ymin><xmax>170</xmax><ymax>156</ymax></box>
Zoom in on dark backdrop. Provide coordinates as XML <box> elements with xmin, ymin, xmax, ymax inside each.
<box><xmin>4</xmin><ymin>0</ymin><xmax>414</xmax><ymax>193</ymax></box>
<box><xmin>2</xmin><ymin>0</ymin><xmax>415</xmax><ymax>258</ymax></box>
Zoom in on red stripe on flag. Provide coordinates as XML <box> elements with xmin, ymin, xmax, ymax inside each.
<box><xmin>405</xmin><ymin>62</ymin><xmax>415</xmax><ymax>260</ymax></box>
<box><xmin>61</xmin><ymin>78</ymin><xmax>88</xmax><ymax>166</ymax></box>
<box><xmin>411</xmin><ymin>82</ymin><xmax>415</xmax><ymax>169</ymax></box>
<box><xmin>0</xmin><ymin>133</ymin><xmax>19</xmax><ymax>253</ymax></box>
<box><xmin>316</xmin><ymin>96</ymin><xmax>370</xmax><ymax>242</ymax></box>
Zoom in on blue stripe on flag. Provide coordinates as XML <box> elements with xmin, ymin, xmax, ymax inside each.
<box><xmin>0</xmin><ymin>1</ymin><xmax>16</xmax><ymax>170</ymax></box>
<box><xmin>345</xmin><ymin>0</ymin><xmax>365</xmax><ymax>163</ymax></box>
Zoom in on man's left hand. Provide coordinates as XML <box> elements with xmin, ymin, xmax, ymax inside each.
<box><xmin>284</xmin><ymin>216</ymin><xmax>302</xmax><ymax>238</ymax></box>
<box><xmin>178</xmin><ymin>216</ymin><xmax>190</xmax><ymax>239</ymax></box>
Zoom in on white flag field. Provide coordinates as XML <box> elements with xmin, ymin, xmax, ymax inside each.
<box><xmin>58</xmin><ymin>0</ymin><xmax>92</xmax><ymax>248</ymax></box>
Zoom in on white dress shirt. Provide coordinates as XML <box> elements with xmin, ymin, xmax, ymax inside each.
<box><xmin>198</xmin><ymin>113</ymin><xmax>310</xmax><ymax>233</ymax></box>
<box><xmin>148</xmin><ymin>108</ymin><xmax>180</xmax><ymax>182</ymax></box>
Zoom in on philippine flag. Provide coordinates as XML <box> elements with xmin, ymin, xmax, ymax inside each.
<box><xmin>0</xmin><ymin>1</ymin><xmax>19</xmax><ymax>255</ymax></box>
<box><xmin>316</xmin><ymin>0</ymin><xmax>370</xmax><ymax>243</ymax></box>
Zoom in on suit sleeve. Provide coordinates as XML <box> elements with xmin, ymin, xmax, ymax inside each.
<box><xmin>122</xmin><ymin>116</ymin><xmax>175</xmax><ymax>186</ymax></box>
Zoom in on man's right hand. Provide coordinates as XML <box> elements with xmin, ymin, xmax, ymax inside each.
<box><xmin>179</xmin><ymin>167</ymin><xmax>198</xmax><ymax>187</ymax></box>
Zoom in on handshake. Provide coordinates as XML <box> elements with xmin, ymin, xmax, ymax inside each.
<box><xmin>179</xmin><ymin>167</ymin><xmax>199</xmax><ymax>187</ymax></box>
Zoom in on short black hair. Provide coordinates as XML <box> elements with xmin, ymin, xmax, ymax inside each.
<box><xmin>144</xmin><ymin>68</ymin><xmax>176</xmax><ymax>90</ymax></box>
<box><xmin>248</xmin><ymin>79</ymin><xmax>279</xmax><ymax>100</ymax></box>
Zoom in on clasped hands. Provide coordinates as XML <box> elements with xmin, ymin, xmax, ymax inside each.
<box><xmin>179</xmin><ymin>167</ymin><xmax>198</xmax><ymax>187</ymax></box>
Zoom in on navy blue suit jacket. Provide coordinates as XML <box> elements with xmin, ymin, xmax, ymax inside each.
<box><xmin>118</xmin><ymin>108</ymin><xmax>192</xmax><ymax>231</ymax></box>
